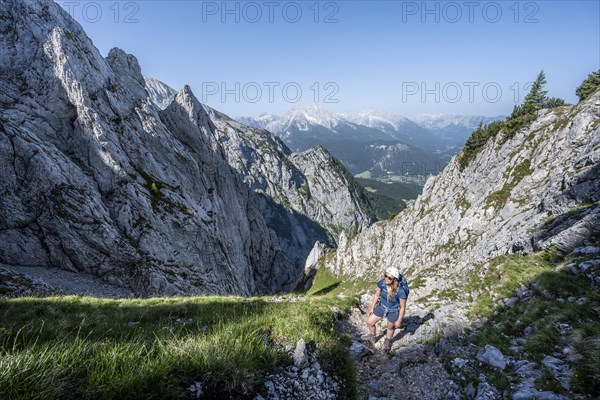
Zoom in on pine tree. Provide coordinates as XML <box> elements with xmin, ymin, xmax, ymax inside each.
<box><xmin>576</xmin><ymin>70</ymin><xmax>600</xmax><ymax>102</ymax></box>
<box><xmin>523</xmin><ymin>70</ymin><xmax>548</xmax><ymax>112</ymax></box>
<box><xmin>543</xmin><ymin>97</ymin><xmax>565</xmax><ymax>108</ymax></box>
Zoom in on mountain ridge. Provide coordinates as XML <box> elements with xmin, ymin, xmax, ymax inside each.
<box><xmin>325</xmin><ymin>91</ymin><xmax>600</xmax><ymax>321</ymax></box>
<box><xmin>0</xmin><ymin>0</ymin><xmax>384</xmax><ymax>295</ymax></box>
<box><xmin>0</xmin><ymin>0</ymin><xmax>293</xmax><ymax>295</ymax></box>
<box><xmin>237</xmin><ymin>107</ymin><xmax>504</xmax><ymax>178</ymax></box>
<box><xmin>196</xmin><ymin>100</ymin><xmax>377</xmax><ymax>266</ymax></box>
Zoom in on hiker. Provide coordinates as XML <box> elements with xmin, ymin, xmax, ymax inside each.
<box><xmin>363</xmin><ymin>267</ymin><xmax>408</xmax><ymax>352</ymax></box>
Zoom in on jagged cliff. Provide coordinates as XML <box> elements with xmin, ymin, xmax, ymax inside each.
<box><xmin>330</xmin><ymin>92</ymin><xmax>600</xmax><ymax>289</ymax></box>
<box><xmin>0</xmin><ymin>0</ymin><xmax>298</xmax><ymax>295</ymax></box>
<box><xmin>0</xmin><ymin>0</ymin><xmax>379</xmax><ymax>296</ymax></box>
<box><xmin>144</xmin><ymin>76</ymin><xmax>177</xmax><ymax>110</ymax></box>
<box><xmin>142</xmin><ymin>78</ymin><xmax>375</xmax><ymax>268</ymax></box>
<box><xmin>199</xmin><ymin>104</ymin><xmax>375</xmax><ymax>257</ymax></box>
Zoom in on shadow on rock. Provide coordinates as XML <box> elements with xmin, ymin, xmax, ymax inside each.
<box><xmin>386</xmin><ymin>312</ymin><xmax>434</xmax><ymax>344</ymax></box>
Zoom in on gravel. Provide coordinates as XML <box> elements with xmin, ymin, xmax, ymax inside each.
<box><xmin>1</xmin><ymin>264</ymin><xmax>133</xmax><ymax>298</ymax></box>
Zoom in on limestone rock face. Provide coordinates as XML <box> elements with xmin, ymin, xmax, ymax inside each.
<box><xmin>196</xmin><ymin>104</ymin><xmax>375</xmax><ymax>269</ymax></box>
<box><xmin>331</xmin><ymin>92</ymin><xmax>600</xmax><ymax>282</ymax></box>
<box><xmin>0</xmin><ymin>0</ymin><xmax>296</xmax><ymax>296</ymax></box>
<box><xmin>144</xmin><ymin>76</ymin><xmax>177</xmax><ymax>110</ymax></box>
<box><xmin>289</xmin><ymin>145</ymin><xmax>375</xmax><ymax>234</ymax></box>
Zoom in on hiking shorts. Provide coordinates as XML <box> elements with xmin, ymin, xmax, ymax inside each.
<box><xmin>373</xmin><ymin>305</ymin><xmax>399</xmax><ymax>323</ymax></box>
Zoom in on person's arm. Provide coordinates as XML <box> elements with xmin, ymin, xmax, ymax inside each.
<box><xmin>394</xmin><ymin>298</ymin><xmax>407</xmax><ymax>329</ymax></box>
<box><xmin>369</xmin><ymin>288</ymin><xmax>381</xmax><ymax>316</ymax></box>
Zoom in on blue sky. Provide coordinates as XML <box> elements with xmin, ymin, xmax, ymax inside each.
<box><xmin>56</xmin><ymin>0</ymin><xmax>600</xmax><ymax>118</ymax></box>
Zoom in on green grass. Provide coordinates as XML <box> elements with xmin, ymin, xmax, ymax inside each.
<box><xmin>436</xmin><ymin>288</ymin><xmax>459</xmax><ymax>301</ymax></box>
<box><xmin>354</xmin><ymin>177</ymin><xmax>422</xmax><ymax>201</ymax></box>
<box><xmin>466</xmin><ymin>251</ymin><xmax>556</xmax><ymax>318</ymax></box>
<box><xmin>483</xmin><ymin>159</ymin><xmax>533</xmax><ymax>211</ymax></box>
<box><xmin>535</xmin><ymin>367</ymin><xmax>567</xmax><ymax>394</ymax></box>
<box><xmin>483</xmin><ymin>367</ymin><xmax>512</xmax><ymax>394</ymax></box>
<box><xmin>469</xmin><ymin>245</ymin><xmax>600</xmax><ymax>398</ymax></box>
<box><xmin>0</xmin><ymin>294</ymin><xmax>358</xmax><ymax>400</ymax></box>
<box><xmin>306</xmin><ymin>266</ymin><xmax>343</xmax><ymax>296</ymax></box>
<box><xmin>572</xmin><ymin>329</ymin><xmax>600</xmax><ymax>395</ymax></box>
<box><xmin>409</xmin><ymin>275</ymin><xmax>426</xmax><ymax>290</ymax></box>
<box><xmin>305</xmin><ymin>265</ymin><xmax>372</xmax><ymax>298</ymax></box>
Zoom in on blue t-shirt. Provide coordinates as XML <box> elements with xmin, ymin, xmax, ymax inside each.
<box><xmin>377</xmin><ymin>279</ymin><xmax>408</xmax><ymax>309</ymax></box>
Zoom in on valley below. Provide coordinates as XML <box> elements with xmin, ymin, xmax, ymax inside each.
<box><xmin>1</xmin><ymin>1</ymin><xmax>599</xmax><ymax>399</ymax></box>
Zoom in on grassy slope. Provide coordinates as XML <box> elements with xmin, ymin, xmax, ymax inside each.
<box><xmin>461</xmin><ymin>247</ymin><xmax>600</xmax><ymax>397</ymax></box>
<box><xmin>2</xmin><ymin>246</ymin><xmax>598</xmax><ymax>399</ymax></box>
<box><xmin>0</xmin><ymin>292</ymin><xmax>358</xmax><ymax>400</ymax></box>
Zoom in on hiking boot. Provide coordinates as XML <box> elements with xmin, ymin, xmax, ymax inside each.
<box><xmin>362</xmin><ymin>333</ymin><xmax>377</xmax><ymax>346</ymax></box>
<box><xmin>382</xmin><ymin>338</ymin><xmax>392</xmax><ymax>352</ymax></box>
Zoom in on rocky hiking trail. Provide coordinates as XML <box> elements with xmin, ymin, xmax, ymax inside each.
<box><xmin>3</xmin><ymin>252</ymin><xmax>597</xmax><ymax>400</ymax></box>
<box><xmin>340</xmin><ymin>257</ymin><xmax>599</xmax><ymax>400</ymax></box>
<box><xmin>342</xmin><ymin>297</ymin><xmax>580</xmax><ymax>400</ymax></box>
<box><xmin>342</xmin><ymin>301</ymin><xmax>461</xmax><ymax>400</ymax></box>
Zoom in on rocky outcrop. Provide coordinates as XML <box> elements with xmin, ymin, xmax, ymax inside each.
<box><xmin>346</xmin><ymin>242</ymin><xmax>600</xmax><ymax>400</ymax></box>
<box><xmin>144</xmin><ymin>76</ymin><xmax>177</xmax><ymax>110</ymax></box>
<box><xmin>261</xmin><ymin>338</ymin><xmax>341</xmax><ymax>400</ymax></box>
<box><xmin>194</xmin><ymin>103</ymin><xmax>375</xmax><ymax>268</ymax></box>
<box><xmin>289</xmin><ymin>145</ymin><xmax>375</xmax><ymax>235</ymax></box>
<box><xmin>0</xmin><ymin>0</ymin><xmax>296</xmax><ymax>296</ymax></box>
<box><xmin>330</xmin><ymin>92</ymin><xmax>600</xmax><ymax>286</ymax></box>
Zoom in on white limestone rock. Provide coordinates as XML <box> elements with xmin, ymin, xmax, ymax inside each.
<box><xmin>0</xmin><ymin>0</ymin><xmax>296</xmax><ymax>296</ymax></box>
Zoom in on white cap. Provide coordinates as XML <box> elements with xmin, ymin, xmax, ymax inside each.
<box><xmin>385</xmin><ymin>267</ymin><xmax>400</xmax><ymax>280</ymax></box>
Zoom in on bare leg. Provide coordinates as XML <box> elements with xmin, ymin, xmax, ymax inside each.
<box><xmin>366</xmin><ymin>314</ymin><xmax>382</xmax><ymax>335</ymax></box>
<box><xmin>386</xmin><ymin>320</ymin><xmax>395</xmax><ymax>340</ymax></box>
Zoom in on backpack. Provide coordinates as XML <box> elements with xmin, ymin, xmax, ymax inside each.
<box><xmin>398</xmin><ymin>274</ymin><xmax>410</xmax><ymax>297</ymax></box>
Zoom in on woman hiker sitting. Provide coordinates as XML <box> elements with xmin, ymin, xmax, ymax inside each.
<box><xmin>363</xmin><ymin>267</ymin><xmax>408</xmax><ymax>352</ymax></box>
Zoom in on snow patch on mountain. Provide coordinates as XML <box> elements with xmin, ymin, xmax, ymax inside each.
<box><xmin>236</xmin><ymin>113</ymin><xmax>280</xmax><ymax>130</ymax></box>
<box><xmin>415</xmin><ymin>113</ymin><xmax>504</xmax><ymax>130</ymax></box>
<box><xmin>339</xmin><ymin>109</ymin><xmax>410</xmax><ymax>132</ymax></box>
<box><xmin>266</xmin><ymin>105</ymin><xmax>345</xmax><ymax>134</ymax></box>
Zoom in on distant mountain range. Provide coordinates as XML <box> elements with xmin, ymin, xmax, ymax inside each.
<box><xmin>237</xmin><ymin>107</ymin><xmax>504</xmax><ymax>178</ymax></box>
<box><xmin>414</xmin><ymin>113</ymin><xmax>505</xmax><ymax>150</ymax></box>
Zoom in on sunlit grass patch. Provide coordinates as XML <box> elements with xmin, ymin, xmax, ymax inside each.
<box><xmin>469</xmin><ymin>245</ymin><xmax>600</xmax><ymax>398</ymax></box>
<box><xmin>466</xmin><ymin>250</ymin><xmax>557</xmax><ymax>318</ymax></box>
<box><xmin>306</xmin><ymin>266</ymin><xmax>342</xmax><ymax>296</ymax></box>
<box><xmin>0</xmin><ymin>294</ymin><xmax>358</xmax><ymax>399</ymax></box>
<box><xmin>305</xmin><ymin>265</ymin><xmax>371</xmax><ymax>298</ymax></box>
